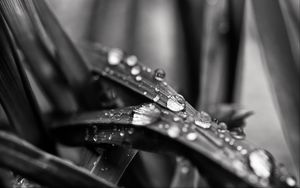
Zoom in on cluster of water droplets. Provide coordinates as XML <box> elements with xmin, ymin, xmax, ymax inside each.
<box><xmin>106</xmin><ymin>48</ymin><xmax>296</xmax><ymax>187</ymax></box>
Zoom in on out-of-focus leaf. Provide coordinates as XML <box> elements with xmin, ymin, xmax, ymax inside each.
<box><xmin>0</xmin><ymin>131</ymin><xmax>117</xmax><ymax>188</ymax></box>
<box><xmin>0</xmin><ymin>18</ymin><xmax>54</xmax><ymax>152</ymax></box>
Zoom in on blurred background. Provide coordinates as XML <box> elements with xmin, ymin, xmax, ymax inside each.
<box><xmin>48</xmin><ymin>0</ymin><xmax>299</xmax><ymax>182</ymax></box>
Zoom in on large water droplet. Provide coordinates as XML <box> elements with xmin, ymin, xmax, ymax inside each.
<box><xmin>125</xmin><ymin>55</ymin><xmax>138</xmax><ymax>66</ymax></box>
<box><xmin>166</xmin><ymin>95</ymin><xmax>186</xmax><ymax>112</ymax></box>
<box><xmin>131</xmin><ymin>65</ymin><xmax>141</xmax><ymax>75</ymax></box>
<box><xmin>248</xmin><ymin>150</ymin><xmax>273</xmax><ymax>179</ymax></box>
<box><xmin>154</xmin><ymin>69</ymin><xmax>166</xmax><ymax>81</ymax></box>
<box><xmin>108</xmin><ymin>48</ymin><xmax>123</xmax><ymax>65</ymax></box>
<box><xmin>132</xmin><ymin>104</ymin><xmax>161</xmax><ymax>126</ymax></box>
<box><xmin>167</xmin><ymin>126</ymin><xmax>180</xmax><ymax>138</ymax></box>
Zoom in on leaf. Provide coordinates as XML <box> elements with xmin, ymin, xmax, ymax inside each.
<box><xmin>0</xmin><ymin>18</ymin><xmax>54</xmax><ymax>152</ymax></box>
<box><xmin>0</xmin><ymin>131</ymin><xmax>117</xmax><ymax>188</ymax></box>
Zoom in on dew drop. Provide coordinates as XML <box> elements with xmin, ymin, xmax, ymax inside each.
<box><xmin>241</xmin><ymin>149</ymin><xmax>248</xmax><ymax>155</ymax></box>
<box><xmin>132</xmin><ymin>104</ymin><xmax>161</xmax><ymax>126</ymax></box>
<box><xmin>248</xmin><ymin>150</ymin><xmax>273</xmax><ymax>179</ymax></box>
<box><xmin>93</xmin><ymin>135</ymin><xmax>98</xmax><ymax>142</ymax></box>
<box><xmin>181</xmin><ymin>166</ymin><xmax>189</xmax><ymax>174</ymax></box>
<box><xmin>167</xmin><ymin>126</ymin><xmax>180</xmax><ymax>138</ymax></box>
<box><xmin>286</xmin><ymin>176</ymin><xmax>297</xmax><ymax>187</ymax></box>
<box><xmin>231</xmin><ymin>128</ymin><xmax>246</xmax><ymax>140</ymax></box>
<box><xmin>120</xmin><ymin>132</ymin><xmax>125</xmax><ymax>137</ymax></box>
<box><xmin>146</xmin><ymin>68</ymin><xmax>152</xmax><ymax>73</ymax></box>
<box><xmin>166</xmin><ymin>95</ymin><xmax>186</xmax><ymax>112</ymax></box>
<box><xmin>135</xmin><ymin>75</ymin><xmax>142</xmax><ymax>81</ymax></box>
<box><xmin>131</xmin><ymin>65</ymin><xmax>141</xmax><ymax>75</ymax></box>
<box><xmin>195</xmin><ymin>120</ymin><xmax>211</xmax><ymax>129</ymax></box>
<box><xmin>143</xmin><ymin>91</ymin><xmax>148</xmax><ymax>95</ymax></box>
<box><xmin>153</xmin><ymin>95</ymin><xmax>160</xmax><ymax>102</ymax></box>
<box><xmin>128</xmin><ymin>128</ymin><xmax>134</xmax><ymax>134</ymax></box>
<box><xmin>218</xmin><ymin>122</ymin><xmax>228</xmax><ymax>132</ymax></box>
<box><xmin>108</xmin><ymin>48</ymin><xmax>123</xmax><ymax>65</ymax></box>
<box><xmin>154</xmin><ymin>69</ymin><xmax>166</xmax><ymax>81</ymax></box>
<box><xmin>186</xmin><ymin>132</ymin><xmax>198</xmax><ymax>141</ymax></box>
<box><xmin>173</xmin><ymin>116</ymin><xmax>181</xmax><ymax>122</ymax></box>
<box><xmin>194</xmin><ymin>111</ymin><xmax>212</xmax><ymax>129</ymax></box>
<box><xmin>125</xmin><ymin>55</ymin><xmax>138</xmax><ymax>66</ymax></box>
<box><xmin>154</xmin><ymin>86</ymin><xmax>160</xmax><ymax>92</ymax></box>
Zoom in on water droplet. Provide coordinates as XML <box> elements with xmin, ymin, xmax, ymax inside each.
<box><xmin>131</xmin><ymin>65</ymin><xmax>141</xmax><ymax>75</ymax></box>
<box><xmin>218</xmin><ymin>122</ymin><xmax>228</xmax><ymax>132</ymax></box>
<box><xmin>167</xmin><ymin>126</ymin><xmax>180</xmax><ymax>138</ymax></box>
<box><xmin>120</xmin><ymin>132</ymin><xmax>125</xmax><ymax>137</ymax></box>
<box><xmin>146</xmin><ymin>68</ymin><xmax>152</xmax><ymax>73</ymax></box>
<box><xmin>241</xmin><ymin>149</ymin><xmax>248</xmax><ymax>155</ymax></box>
<box><xmin>166</xmin><ymin>95</ymin><xmax>186</xmax><ymax>112</ymax></box>
<box><xmin>173</xmin><ymin>116</ymin><xmax>181</xmax><ymax>122</ymax></box>
<box><xmin>186</xmin><ymin>132</ymin><xmax>198</xmax><ymax>141</ymax></box>
<box><xmin>125</xmin><ymin>55</ymin><xmax>138</xmax><ymax>66</ymax></box>
<box><xmin>154</xmin><ymin>69</ymin><xmax>166</xmax><ymax>81</ymax></box>
<box><xmin>182</xmin><ymin>127</ymin><xmax>188</xmax><ymax>132</ymax></box>
<box><xmin>108</xmin><ymin>48</ymin><xmax>123</xmax><ymax>65</ymax></box>
<box><xmin>135</xmin><ymin>75</ymin><xmax>142</xmax><ymax>81</ymax></box>
<box><xmin>132</xmin><ymin>104</ymin><xmax>161</xmax><ymax>126</ymax></box>
<box><xmin>231</xmin><ymin>128</ymin><xmax>246</xmax><ymax>140</ymax></box>
<box><xmin>194</xmin><ymin>111</ymin><xmax>212</xmax><ymax>129</ymax></box>
<box><xmin>154</xmin><ymin>86</ymin><xmax>160</xmax><ymax>92</ymax></box>
<box><xmin>178</xmin><ymin>112</ymin><xmax>188</xmax><ymax>119</ymax></box>
<box><xmin>93</xmin><ymin>135</ymin><xmax>98</xmax><ymax>142</ymax></box>
<box><xmin>181</xmin><ymin>166</ymin><xmax>189</xmax><ymax>174</ymax></box>
<box><xmin>143</xmin><ymin>91</ymin><xmax>148</xmax><ymax>95</ymax></box>
<box><xmin>128</xmin><ymin>128</ymin><xmax>134</xmax><ymax>134</ymax></box>
<box><xmin>153</xmin><ymin>95</ymin><xmax>160</xmax><ymax>102</ymax></box>
<box><xmin>286</xmin><ymin>176</ymin><xmax>297</xmax><ymax>187</ymax></box>
<box><xmin>224</xmin><ymin>137</ymin><xmax>231</xmax><ymax>142</ymax></box>
<box><xmin>236</xmin><ymin>145</ymin><xmax>243</xmax><ymax>151</ymax></box>
<box><xmin>195</xmin><ymin>120</ymin><xmax>211</xmax><ymax>129</ymax></box>
<box><xmin>248</xmin><ymin>150</ymin><xmax>273</xmax><ymax>179</ymax></box>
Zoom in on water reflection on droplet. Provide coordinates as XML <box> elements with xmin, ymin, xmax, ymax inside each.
<box><xmin>108</xmin><ymin>48</ymin><xmax>123</xmax><ymax>65</ymax></box>
<box><xmin>120</xmin><ymin>132</ymin><xmax>125</xmax><ymax>137</ymax></box>
<box><xmin>166</xmin><ymin>95</ymin><xmax>186</xmax><ymax>112</ymax></box>
<box><xmin>248</xmin><ymin>150</ymin><xmax>273</xmax><ymax>179</ymax></box>
<box><xmin>154</xmin><ymin>69</ymin><xmax>166</xmax><ymax>81</ymax></box>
